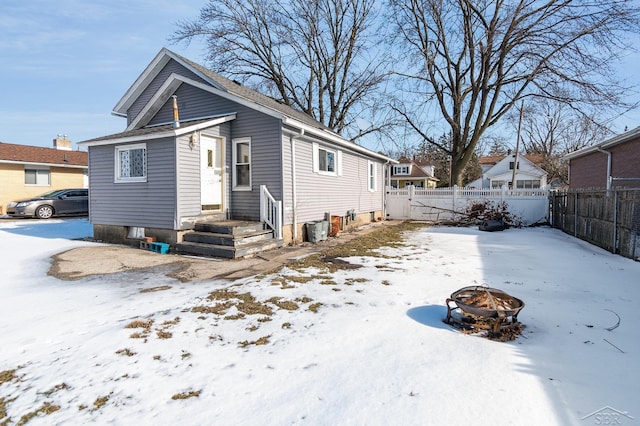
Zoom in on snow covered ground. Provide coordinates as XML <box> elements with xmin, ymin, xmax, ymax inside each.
<box><xmin>0</xmin><ymin>218</ymin><xmax>638</xmax><ymax>426</ymax></box>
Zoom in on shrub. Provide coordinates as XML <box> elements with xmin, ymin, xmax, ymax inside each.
<box><xmin>464</xmin><ymin>200</ymin><xmax>523</xmax><ymax>228</ymax></box>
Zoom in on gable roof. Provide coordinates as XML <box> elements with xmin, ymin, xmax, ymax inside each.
<box><xmin>114</xmin><ymin>48</ymin><xmax>333</xmax><ymax>134</ymax></box>
<box><xmin>393</xmin><ymin>156</ymin><xmax>437</xmax><ymax>179</ymax></box>
<box><xmin>564</xmin><ymin>126</ymin><xmax>640</xmax><ymax>160</ymax></box>
<box><xmin>480</xmin><ymin>153</ymin><xmax>544</xmax><ymax>166</ymax></box>
<box><xmin>107</xmin><ymin>48</ymin><xmax>395</xmax><ymax>163</ymax></box>
<box><xmin>0</xmin><ymin>142</ymin><xmax>87</xmax><ymax>168</ymax></box>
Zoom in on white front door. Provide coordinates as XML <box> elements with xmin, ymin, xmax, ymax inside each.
<box><xmin>200</xmin><ymin>135</ymin><xmax>223</xmax><ymax>211</ymax></box>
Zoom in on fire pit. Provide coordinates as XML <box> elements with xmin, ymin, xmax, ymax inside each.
<box><xmin>445</xmin><ymin>286</ymin><xmax>524</xmax><ymax>336</ymax></box>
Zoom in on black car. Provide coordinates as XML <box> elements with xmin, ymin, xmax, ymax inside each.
<box><xmin>6</xmin><ymin>188</ymin><xmax>89</xmax><ymax>219</ymax></box>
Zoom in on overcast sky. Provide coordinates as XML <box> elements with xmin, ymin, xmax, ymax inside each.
<box><xmin>1</xmin><ymin>0</ymin><xmax>640</xmax><ymax>151</ymax></box>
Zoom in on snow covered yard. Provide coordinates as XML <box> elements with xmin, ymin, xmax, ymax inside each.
<box><xmin>1</xmin><ymin>219</ymin><xmax>638</xmax><ymax>425</ymax></box>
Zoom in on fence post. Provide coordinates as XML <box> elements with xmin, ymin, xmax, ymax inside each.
<box><xmin>574</xmin><ymin>192</ymin><xmax>578</xmax><ymax>237</ymax></box>
<box><xmin>453</xmin><ymin>185</ymin><xmax>458</xmax><ymax>214</ymax></box>
<box><xmin>501</xmin><ymin>185</ymin><xmax>507</xmax><ymax>202</ymax></box>
<box><xmin>409</xmin><ymin>185</ymin><xmax>415</xmax><ymax>220</ymax></box>
<box><xmin>613</xmin><ymin>189</ymin><xmax>618</xmax><ymax>254</ymax></box>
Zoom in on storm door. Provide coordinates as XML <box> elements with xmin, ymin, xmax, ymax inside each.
<box><xmin>200</xmin><ymin>135</ymin><xmax>224</xmax><ymax>211</ymax></box>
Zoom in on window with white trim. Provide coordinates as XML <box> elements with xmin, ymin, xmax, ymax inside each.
<box><xmin>115</xmin><ymin>143</ymin><xmax>147</xmax><ymax>182</ymax></box>
<box><xmin>393</xmin><ymin>165</ymin><xmax>410</xmax><ymax>175</ymax></box>
<box><xmin>516</xmin><ymin>179</ymin><xmax>541</xmax><ymax>189</ymax></box>
<box><xmin>368</xmin><ymin>161</ymin><xmax>377</xmax><ymax>192</ymax></box>
<box><xmin>233</xmin><ymin>138</ymin><xmax>251</xmax><ymax>190</ymax></box>
<box><xmin>312</xmin><ymin>143</ymin><xmax>342</xmax><ymax>176</ymax></box>
<box><xmin>24</xmin><ymin>167</ymin><xmax>50</xmax><ymax>186</ymax></box>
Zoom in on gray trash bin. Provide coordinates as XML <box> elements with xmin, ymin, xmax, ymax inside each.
<box><xmin>306</xmin><ymin>220</ymin><xmax>329</xmax><ymax>242</ymax></box>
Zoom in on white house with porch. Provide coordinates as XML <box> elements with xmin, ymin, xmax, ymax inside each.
<box><xmin>467</xmin><ymin>153</ymin><xmax>547</xmax><ymax>189</ymax></box>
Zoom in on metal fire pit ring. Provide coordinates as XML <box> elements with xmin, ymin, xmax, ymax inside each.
<box><xmin>445</xmin><ymin>286</ymin><xmax>524</xmax><ymax>334</ymax></box>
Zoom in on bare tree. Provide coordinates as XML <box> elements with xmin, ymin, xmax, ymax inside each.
<box><xmin>388</xmin><ymin>0</ymin><xmax>640</xmax><ymax>186</ymax></box>
<box><xmin>173</xmin><ymin>0</ymin><xmax>389</xmax><ymax>139</ymax></box>
<box><xmin>517</xmin><ymin>100</ymin><xmax>611</xmax><ymax>185</ymax></box>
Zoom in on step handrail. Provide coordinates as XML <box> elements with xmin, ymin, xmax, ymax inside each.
<box><xmin>260</xmin><ymin>185</ymin><xmax>282</xmax><ymax>239</ymax></box>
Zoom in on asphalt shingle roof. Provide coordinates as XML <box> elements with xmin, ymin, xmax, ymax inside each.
<box><xmin>0</xmin><ymin>142</ymin><xmax>87</xmax><ymax>167</ymax></box>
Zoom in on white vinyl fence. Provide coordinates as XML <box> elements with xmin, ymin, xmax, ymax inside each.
<box><xmin>386</xmin><ymin>185</ymin><xmax>549</xmax><ymax>225</ymax></box>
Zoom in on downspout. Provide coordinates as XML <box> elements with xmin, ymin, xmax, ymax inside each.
<box><xmin>596</xmin><ymin>148</ymin><xmax>612</xmax><ymax>192</ymax></box>
<box><xmin>290</xmin><ymin>129</ymin><xmax>304</xmax><ymax>241</ymax></box>
<box><xmin>383</xmin><ymin>159</ymin><xmax>391</xmax><ymax>220</ymax></box>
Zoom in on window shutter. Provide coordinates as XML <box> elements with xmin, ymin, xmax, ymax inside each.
<box><xmin>337</xmin><ymin>150</ymin><xmax>343</xmax><ymax>176</ymax></box>
<box><xmin>312</xmin><ymin>142</ymin><xmax>319</xmax><ymax>173</ymax></box>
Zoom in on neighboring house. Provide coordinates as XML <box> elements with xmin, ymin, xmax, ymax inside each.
<box><xmin>467</xmin><ymin>151</ymin><xmax>547</xmax><ymax>189</ymax></box>
<box><xmin>78</xmin><ymin>48</ymin><xmax>395</xmax><ymax>252</ymax></box>
<box><xmin>390</xmin><ymin>156</ymin><xmax>438</xmax><ymax>188</ymax></box>
<box><xmin>564</xmin><ymin>126</ymin><xmax>640</xmax><ymax>189</ymax></box>
<box><xmin>0</xmin><ymin>138</ymin><xmax>88</xmax><ymax>215</ymax></box>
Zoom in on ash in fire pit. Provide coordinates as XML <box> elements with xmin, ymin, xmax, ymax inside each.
<box><xmin>445</xmin><ymin>286</ymin><xmax>524</xmax><ymax>340</ymax></box>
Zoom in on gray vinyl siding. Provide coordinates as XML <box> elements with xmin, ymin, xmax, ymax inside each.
<box><xmin>88</xmin><ymin>137</ymin><xmax>178</xmax><ymax>228</ymax></box>
<box><xmin>282</xmin><ymin>132</ymin><xmax>385</xmax><ymax>225</ymax></box>
<box><xmin>147</xmin><ymin>83</ymin><xmax>283</xmax><ymax>221</ymax></box>
<box><xmin>229</xmin><ymin>116</ymin><xmax>283</xmax><ymax>221</ymax></box>
<box><xmin>175</xmin><ymin>123</ymin><xmax>232</xmax><ymax>222</ymax></box>
<box><xmin>128</xmin><ymin>59</ymin><xmax>207</xmax><ymax>127</ymax></box>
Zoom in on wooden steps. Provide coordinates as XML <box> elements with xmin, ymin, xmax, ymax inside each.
<box><xmin>175</xmin><ymin>220</ymin><xmax>284</xmax><ymax>259</ymax></box>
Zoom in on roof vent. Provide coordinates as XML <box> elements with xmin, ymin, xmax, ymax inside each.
<box><xmin>172</xmin><ymin>95</ymin><xmax>180</xmax><ymax>129</ymax></box>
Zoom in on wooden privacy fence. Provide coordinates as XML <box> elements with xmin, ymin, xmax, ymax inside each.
<box><xmin>550</xmin><ymin>188</ymin><xmax>640</xmax><ymax>261</ymax></box>
<box><xmin>386</xmin><ymin>185</ymin><xmax>549</xmax><ymax>225</ymax></box>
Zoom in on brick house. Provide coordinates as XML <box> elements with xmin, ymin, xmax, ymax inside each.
<box><xmin>0</xmin><ymin>137</ymin><xmax>88</xmax><ymax>215</ymax></box>
<box><xmin>564</xmin><ymin>127</ymin><xmax>640</xmax><ymax>189</ymax></box>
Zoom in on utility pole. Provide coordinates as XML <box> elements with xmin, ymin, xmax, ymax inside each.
<box><xmin>511</xmin><ymin>101</ymin><xmax>524</xmax><ymax>189</ymax></box>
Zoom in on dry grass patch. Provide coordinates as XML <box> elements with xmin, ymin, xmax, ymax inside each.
<box><xmin>308</xmin><ymin>303</ymin><xmax>323</xmax><ymax>313</ymax></box>
<box><xmin>41</xmin><ymin>383</ymin><xmax>68</xmax><ymax>397</ymax></box>
<box><xmin>239</xmin><ymin>335</ymin><xmax>270</xmax><ymax>347</ymax></box>
<box><xmin>162</xmin><ymin>317</ymin><xmax>180</xmax><ymax>326</ymax></box>
<box><xmin>236</xmin><ymin>300</ymin><xmax>273</xmax><ymax>316</ymax></box>
<box><xmin>381</xmin><ymin>280</ymin><xmax>391</xmax><ymax>286</ymax></box>
<box><xmin>281</xmin><ymin>322</ymin><xmax>292</xmax><ymax>329</ymax></box>
<box><xmin>91</xmin><ymin>393</ymin><xmax>112</xmax><ymax>412</ymax></box>
<box><xmin>192</xmin><ymin>302</ymin><xmax>233</xmax><ymax>315</ymax></box>
<box><xmin>344</xmin><ymin>278</ymin><xmax>370</xmax><ymax>285</ymax></box>
<box><xmin>17</xmin><ymin>401</ymin><xmax>60</xmax><ymax>425</ymax></box>
<box><xmin>288</xmin><ymin>222</ymin><xmax>427</xmax><ymax>273</ymax></box>
<box><xmin>125</xmin><ymin>319</ymin><xmax>154</xmax><ymax>329</ymax></box>
<box><xmin>1</xmin><ymin>396</ymin><xmax>16</xmax><ymax>423</ymax></box>
<box><xmin>206</xmin><ymin>288</ymin><xmax>242</xmax><ymax>301</ymax></box>
<box><xmin>156</xmin><ymin>330</ymin><xmax>172</xmax><ymax>339</ymax></box>
<box><xmin>0</xmin><ymin>369</ymin><xmax>17</xmax><ymax>386</ymax></box>
<box><xmin>266</xmin><ymin>297</ymin><xmax>299</xmax><ymax>311</ymax></box>
<box><xmin>140</xmin><ymin>285</ymin><xmax>172</xmax><ymax>293</ymax></box>
<box><xmin>115</xmin><ymin>348</ymin><xmax>136</xmax><ymax>357</ymax></box>
<box><xmin>171</xmin><ymin>390</ymin><xmax>200</xmax><ymax>400</ymax></box>
<box><xmin>125</xmin><ymin>318</ymin><xmax>154</xmax><ymax>339</ymax></box>
<box><xmin>224</xmin><ymin>313</ymin><xmax>246</xmax><ymax>320</ymax></box>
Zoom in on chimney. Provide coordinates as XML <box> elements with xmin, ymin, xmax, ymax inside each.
<box><xmin>172</xmin><ymin>95</ymin><xmax>180</xmax><ymax>128</ymax></box>
<box><xmin>53</xmin><ymin>134</ymin><xmax>72</xmax><ymax>151</ymax></box>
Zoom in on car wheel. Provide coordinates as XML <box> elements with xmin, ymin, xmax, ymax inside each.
<box><xmin>35</xmin><ymin>205</ymin><xmax>54</xmax><ymax>219</ymax></box>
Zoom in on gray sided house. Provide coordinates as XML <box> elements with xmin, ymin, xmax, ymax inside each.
<box><xmin>79</xmin><ymin>48</ymin><xmax>394</xmax><ymax>256</ymax></box>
